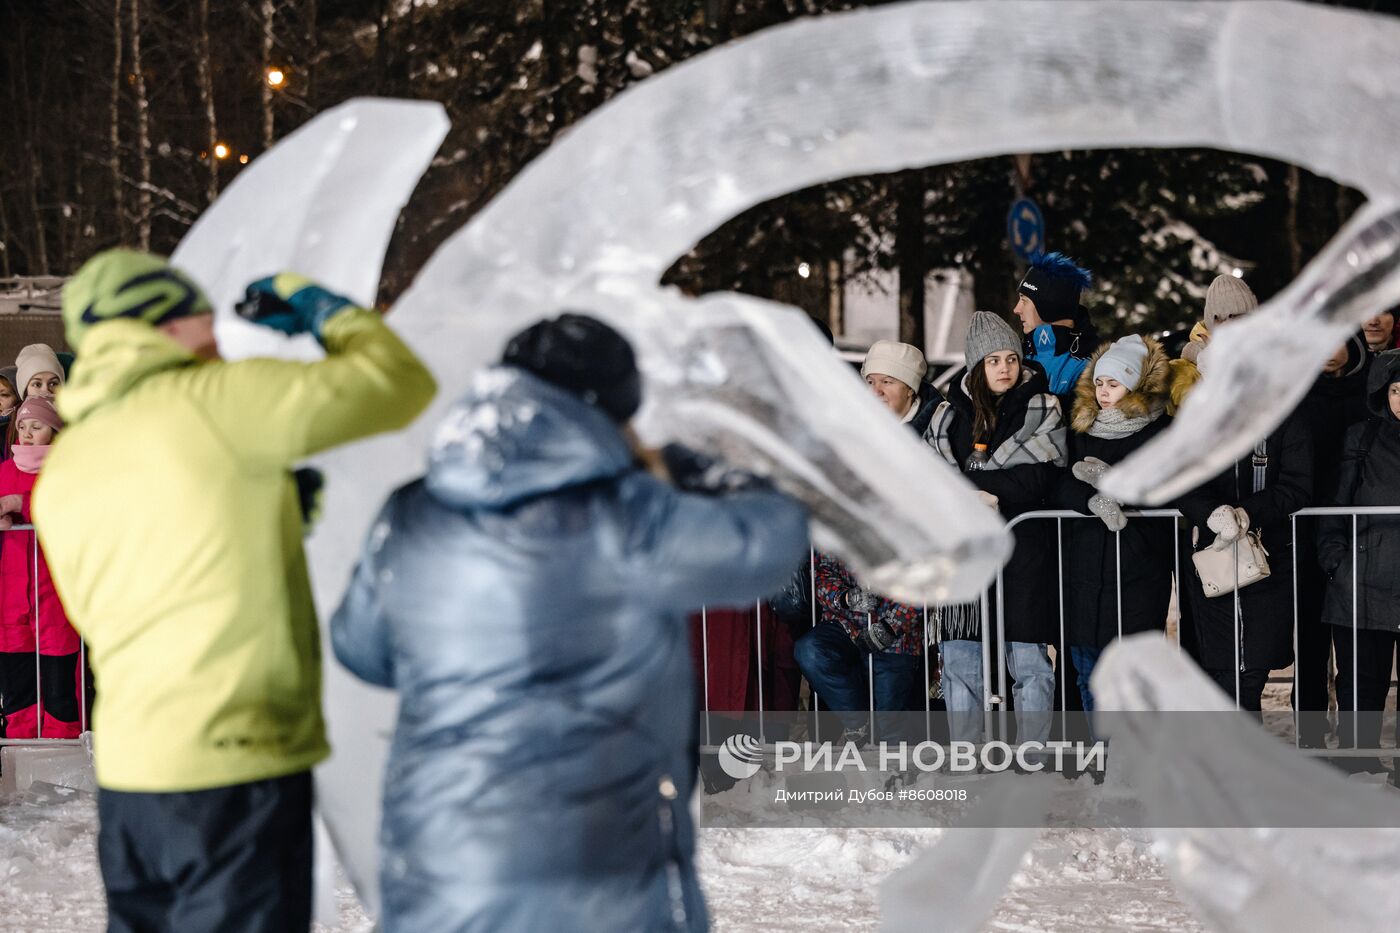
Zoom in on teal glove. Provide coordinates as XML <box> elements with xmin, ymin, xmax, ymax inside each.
<box><xmin>238</xmin><ymin>273</ymin><xmax>355</xmax><ymax>346</ymax></box>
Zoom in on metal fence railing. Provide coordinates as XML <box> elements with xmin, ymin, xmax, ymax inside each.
<box><xmin>0</xmin><ymin>524</ymin><xmax>89</xmax><ymax>749</ymax></box>
<box><xmin>697</xmin><ymin>506</ymin><xmax>1400</xmax><ymax>761</ymax></box>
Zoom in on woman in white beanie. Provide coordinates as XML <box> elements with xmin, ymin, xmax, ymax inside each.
<box><xmin>15</xmin><ymin>343</ymin><xmax>65</xmax><ymax>402</ymax></box>
<box><xmin>860</xmin><ymin>339</ymin><xmax>937</xmax><ymax>429</ymax></box>
<box><xmin>923</xmin><ymin>312</ymin><xmax>1068</xmax><ymax>747</ymax></box>
<box><xmin>793</xmin><ymin>340</ymin><xmax>937</xmax><ymax>741</ymax></box>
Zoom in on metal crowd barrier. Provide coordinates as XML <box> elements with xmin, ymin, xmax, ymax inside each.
<box><xmin>697</xmin><ymin>505</ymin><xmax>1400</xmax><ymax>759</ymax></box>
<box><xmin>0</xmin><ymin>524</ymin><xmax>89</xmax><ymax>749</ymax></box>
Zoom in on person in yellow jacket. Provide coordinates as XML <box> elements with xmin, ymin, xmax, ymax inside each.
<box><xmin>33</xmin><ymin>249</ymin><xmax>435</xmax><ymax>933</ymax></box>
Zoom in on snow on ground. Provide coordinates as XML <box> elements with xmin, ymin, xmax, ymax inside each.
<box><xmin>0</xmin><ymin>779</ymin><xmax>1203</xmax><ymax>932</ymax></box>
<box><xmin>701</xmin><ymin>825</ymin><xmax>1202</xmax><ymax>932</ymax></box>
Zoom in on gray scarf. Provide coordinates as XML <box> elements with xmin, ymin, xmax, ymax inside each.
<box><xmin>1086</xmin><ymin>403</ymin><xmax>1163</xmax><ymax>440</ymax></box>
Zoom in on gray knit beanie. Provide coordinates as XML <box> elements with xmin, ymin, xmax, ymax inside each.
<box><xmin>964</xmin><ymin>312</ymin><xmax>1021</xmax><ymax>370</ymax></box>
<box><xmin>1204</xmin><ymin>274</ymin><xmax>1258</xmax><ymax>329</ymax></box>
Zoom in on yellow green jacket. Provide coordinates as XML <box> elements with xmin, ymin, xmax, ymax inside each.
<box><xmin>34</xmin><ymin>309</ymin><xmax>436</xmax><ymax>792</ymax></box>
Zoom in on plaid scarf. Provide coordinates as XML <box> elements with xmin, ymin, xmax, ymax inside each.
<box><xmin>924</xmin><ymin>390</ymin><xmax>1068</xmax><ymax>471</ymax></box>
<box><xmin>923</xmin><ymin>379</ymin><xmax>1067</xmax><ymax>641</ymax></box>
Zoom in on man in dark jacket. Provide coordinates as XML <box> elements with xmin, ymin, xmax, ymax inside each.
<box><xmin>331</xmin><ymin>314</ymin><xmax>810</xmax><ymax>933</ymax></box>
<box><xmin>1318</xmin><ymin>349</ymin><xmax>1400</xmax><ymax>767</ymax></box>
<box><xmin>1012</xmin><ymin>252</ymin><xmax>1101</xmax><ymax>405</ymax></box>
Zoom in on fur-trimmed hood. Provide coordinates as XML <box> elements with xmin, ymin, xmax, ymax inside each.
<box><xmin>1070</xmin><ymin>334</ymin><xmax>1170</xmax><ymax>433</ymax></box>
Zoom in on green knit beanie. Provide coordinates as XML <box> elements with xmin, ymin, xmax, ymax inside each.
<box><xmin>62</xmin><ymin>249</ymin><xmax>211</xmax><ymax>351</ymax></box>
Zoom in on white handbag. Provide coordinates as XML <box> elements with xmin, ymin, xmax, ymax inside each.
<box><xmin>1192</xmin><ymin>530</ymin><xmax>1271</xmax><ymax>598</ymax></box>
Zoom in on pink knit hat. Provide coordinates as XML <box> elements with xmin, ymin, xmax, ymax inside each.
<box><xmin>13</xmin><ymin>396</ymin><xmax>63</xmax><ymax>433</ymax></box>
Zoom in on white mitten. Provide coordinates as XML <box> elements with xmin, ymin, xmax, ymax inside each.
<box><xmin>1206</xmin><ymin>505</ymin><xmax>1249</xmax><ymax>542</ymax></box>
<box><xmin>1088</xmin><ymin>494</ymin><xmax>1127</xmax><ymax>532</ymax></box>
<box><xmin>1071</xmin><ymin>457</ymin><xmax>1111</xmax><ymax>488</ymax></box>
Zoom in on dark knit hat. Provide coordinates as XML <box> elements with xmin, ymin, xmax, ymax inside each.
<box><xmin>501</xmin><ymin>313</ymin><xmax>642</xmax><ymax>422</ymax></box>
<box><xmin>1017</xmin><ymin>252</ymin><xmax>1093</xmax><ymax>323</ymax></box>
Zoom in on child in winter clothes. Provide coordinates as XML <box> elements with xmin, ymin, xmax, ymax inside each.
<box><xmin>1012</xmin><ymin>252</ymin><xmax>1100</xmax><ymax>401</ymax></box>
<box><xmin>0</xmin><ymin>369</ymin><xmax>18</xmax><ymax>462</ymax></box>
<box><xmin>7</xmin><ymin>345</ymin><xmax>66</xmax><ymax>460</ymax></box>
<box><xmin>0</xmin><ymin>371</ymin><xmax>17</xmax><ymax>419</ymax></box>
<box><xmin>1055</xmin><ymin>335</ymin><xmax>1174</xmax><ymax>712</ymax></box>
<box><xmin>924</xmin><ymin>312</ymin><xmax>1067</xmax><ymax>745</ymax></box>
<box><xmin>1318</xmin><ymin>349</ymin><xmax>1400</xmax><ymax>767</ymax></box>
<box><xmin>0</xmin><ymin>397</ymin><xmax>83</xmax><ymax>739</ymax></box>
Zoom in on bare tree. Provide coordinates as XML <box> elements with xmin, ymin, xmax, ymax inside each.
<box><xmin>130</xmin><ymin>0</ymin><xmax>152</xmax><ymax>250</ymax></box>
<box><xmin>195</xmin><ymin>0</ymin><xmax>220</xmax><ymax>205</ymax></box>
<box><xmin>261</xmin><ymin>0</ymin><xmax>275</xmax><ymax>150</ymax></box>
<box><xmin>110</xmin><ymin>0</ymin><xmax>126</xmax><ymax>239</ymax></box>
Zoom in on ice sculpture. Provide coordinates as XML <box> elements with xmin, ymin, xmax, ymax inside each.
<box><xmin>168</xmin><ymin>0</ymin><xmax>1400</xmax><ymax>919</ymax></box>
<box><xmin>172</xmin><ymin>98</ymin><xmax>449</xmax><ymax>363</ymax></box>
<box><xmin>1102</xmin><ymin>203</ymin><xmax>1400</xmax><ymax>504</ymax></box>
<box><xmin>1091</xmin><ymin>636</ymin><xmax>1400</xmax><ymax>933</ymax></box>
<box><xmin>878</xmin><ymin>781</ymin><xmax>1050</xmax><ymax>933</ymax></box>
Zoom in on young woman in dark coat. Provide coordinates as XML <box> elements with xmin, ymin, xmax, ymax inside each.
<box><xmin>1318</xmin><ymin>349</ymin><xmax>1400</xmax><ymax>766</ymax></box>
<box><xmin>924</xmin><ymin>312</ymin><xmax>1068</xmax><ymax>744</ymax></box>
<box><xmin>1055</xmin><ymin>334</ymin><xmax>1176</xmax><ymax>712</ymax></box>
<box><xmin>1291</xmin><ymin>334</ymin><xmax>1371</xmax><ymax>745</ymax></box>
<box><xmin>1176</xmin><ymin>347</ymin><xmax>1315</xmax><ymax>711</ymax></box>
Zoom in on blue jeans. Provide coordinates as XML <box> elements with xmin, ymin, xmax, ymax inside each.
<box><xmin>940</xmin><ymin>639</ymin><xmax>1054</xmax><ymax>744</ymax></box>
<box><xmin>794</xmin><ymin>623</ymin><xmax>923</xmax><ymax>738</ymax></box>
<box><xmin>1069</xmin><ymin>645</ymin><xmax>1102</xmax><ymax>713</ymax></box>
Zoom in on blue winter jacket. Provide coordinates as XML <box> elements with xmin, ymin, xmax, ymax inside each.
<box><xmin>331</xmin><ymin>366</ymin><xmax>809</xmax><ymax>933</ymax></box>
<box><xmin>1025</xmin><ymin>322</ymin><xmax>1096</xmax><ymax>398</ymax></box>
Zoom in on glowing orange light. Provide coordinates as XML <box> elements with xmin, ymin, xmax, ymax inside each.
<box><xmin>239</xmin><ymin>154</ymin><xmax>249</xmax><ymax>164</ymax></box>
<box><xmin>213</xmin><ymin>143</ymin><xmax>230</xmax><ymax>160</ymax></box>
<box><xmin>266</xmin><ymin>68</ymin><xmax>286</xmax><ymax>88</ymax></box>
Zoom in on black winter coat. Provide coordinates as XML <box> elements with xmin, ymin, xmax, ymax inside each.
<box><xmin>1319</xmin><ymin>351</ymin><xmax>1400</xmax><ymax>633</ymax></box>
<box><xmin>1292</xmin><ymin>337</ymin><xmax>1371</xmax><ymax>627</ymax></box>
<box><xmin>928</xmin><ymin>364</ymin><xmax>1066</xmax><ymax>644</ymax></box>
<box><xmin>1177</xmin><ymin>413</ymin><xmax>1314</xmax><ymax>672</ymax></box>
<box><xmin>1056</xmin><ymin>335</ymin><xmax>1176</xmax><ymax>650</ymax></box>
<box><xmin>1297</xmin><ymin>338</ymin><xmax>1371</xmax><ymax>509</ymax></box>
<box><xmin>1056</xmin><ymin>424</ymin><xmax>1175</xmax><ymax>649</ymax></box>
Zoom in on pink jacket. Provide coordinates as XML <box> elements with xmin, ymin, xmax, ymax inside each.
<box><xmin>0</xmin><ymin>458</ymin><xmax>79</xmax><ymax>655</ymax></box>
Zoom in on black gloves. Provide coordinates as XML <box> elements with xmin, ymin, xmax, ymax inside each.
<box><xmin>859</xmin><ymin>620</ymin><xmax>898</xmax><ymax>653</ymax></box>
<box><xmin>661</xmin><ymin>443</ymin><xmax>769</xmax><ymax>494</ymax></box>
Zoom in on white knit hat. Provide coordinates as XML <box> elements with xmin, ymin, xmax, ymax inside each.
<box><xmin>861</xmin><ymin>340</ymin><xmax>928</xmax><ymax>392</ymax></box>
<box><xmin>15</xmin><ymin>344</ymin><xmax>64</xmax><ymax>399</ymax></box>
<box><xmin>1094</xmin><ymin>335</ymin><xmax>1149</xmax><ymax>389</ymax></box>
<box><xmin>1204</xmin><ymin>274</ymin><xmax>1257</xmax><ymax>329</ymax></box>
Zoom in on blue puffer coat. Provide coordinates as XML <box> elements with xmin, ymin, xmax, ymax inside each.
<box><xmin>331</xmin><ymin>366</ymin><xmax>809</xmax><ymax>933</ymax></box>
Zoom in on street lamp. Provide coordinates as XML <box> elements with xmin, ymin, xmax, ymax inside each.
<box><xmin>214</xmin><ymin>143</ymin><xmax>230</xmax><ymax>160</ymax></box>
<box><xmin>266</xmin><ymin>67</ymin><xmax>286</xmax><ymax>89</ymax></box>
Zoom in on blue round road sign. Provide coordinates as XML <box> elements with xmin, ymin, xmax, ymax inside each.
<box><xmin>1007</xmin><ymin>198</ymin><xmax>1045</xmax><ymax>263</ymax></box>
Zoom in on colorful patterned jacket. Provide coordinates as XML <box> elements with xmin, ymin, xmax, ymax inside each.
<box><xmin>812</xmin><ymin>553</ymin><xmax>925</xmax><ymax>655</ymax></box>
